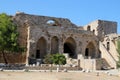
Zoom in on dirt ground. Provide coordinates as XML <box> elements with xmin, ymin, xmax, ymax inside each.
<box><xmin>0</xmin><ymin>71</ymin><xmax>120</xmax><ymax>80</ymax></box>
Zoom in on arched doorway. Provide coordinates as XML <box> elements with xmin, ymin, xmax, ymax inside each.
<box><xmin>93</xmin><ymin>29</ymin><xmax>95</xmax><ymax>34</ymax></box>
<box><xmin>87</xmin><ymin>25</ymin><xmax>91</xmax><ymax>31</ymax></box>
<box><xmin>64</xmin><ymin>37</ymin><xmax>76</xmax><ymax>59</ymax></box>
<box><xmin>106</xmin><ymin>42</ymin><xmax>110</xmax><ymax>50</ymax></box>
<box><xmin>36</xmin><ymin>37</ymin><xmax>47</xmax><ymax>59</ymax></box>
<box><xmin>85</xmin><ymin>42</ymin><xmax>96</xmax><ymax>59</ymax></box>
<box><xmin>51</xmin><ymin>36</ymin><xmax>59</xmax><ymax>54</ymax></box>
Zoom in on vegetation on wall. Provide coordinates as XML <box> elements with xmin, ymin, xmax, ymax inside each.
<box><xmin>117</xmin><ymin>40</ymin><xmax>120</xmax><ymax>68</ymax></box>
<box><xmin>0</xmin><ymin>13</ymin><xmax>25</xmax><ymax>64</ymax></box>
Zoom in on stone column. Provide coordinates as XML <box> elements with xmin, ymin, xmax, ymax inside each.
<box><xmin>59</xmin><ymin>37</ymin><xmax>63</xmax><ymax>54</ymax></box>
<box><xmin>26</xmin><ymin>26</ymin><xmax>30</xmax><ymax>65</ymax></box>
<box><xmin>26</xmin><ymin>26</ymin><xmax>36</xmax><ymax>65</ymax></box>
<box><xmin>47</xmin><ymin>38</ymin><xmax>51</xmax><ymax>54</ymax></box>
<box><xmin>76</xmin><ymin>40</ymin><xmax>82</xmax><ymax>59</ymax></box>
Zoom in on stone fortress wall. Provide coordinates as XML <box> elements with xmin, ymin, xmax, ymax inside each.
<box><xmin>0</xmin><ymin>12</ymin><xmax>119</xmax><ymax>70</ymax></box>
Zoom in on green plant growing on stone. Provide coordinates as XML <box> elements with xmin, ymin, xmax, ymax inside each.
<box><xmin>0</xmin><ymin>13</ymin><xmax>25</xmax><ymax>64</ymax></box>
<box><xmin>117</xmin><ymin>40</ymin><xmax>120</xmax><ymax>68</ymax></box>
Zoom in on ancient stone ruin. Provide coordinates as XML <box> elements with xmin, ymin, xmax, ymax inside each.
<box><xmin>1</xmin><ymin>12</ymin><xmax>120</xmax><ymax>70</ymax></box>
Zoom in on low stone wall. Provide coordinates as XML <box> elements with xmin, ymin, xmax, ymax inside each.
<box><xmin>25</xmin><ymin>66</ymin><xmax>81</xmax><ymax>70</ymax></box>
<box><xmin>80</xmin><ymin>58</ymin><xmax>103</xmax><ymax>70</ymax></box>
<box><xmin>80</xmin><ymin>59</ymin><xmax>96</xmax><ymax>70</ymax></box>
<box><xmin>0</xmin><ymin>53</ymin><xmax>26</xmax><ymax>64</ymax></box>
<box><xmin>96</xmin><ymin>59</ymin><xmax>102</xmax><ymax>70</ymax></box>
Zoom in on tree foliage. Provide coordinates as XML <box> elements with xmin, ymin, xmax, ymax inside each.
<box><xmin>117</xmin><ymin>40</ymin><xmax>120</xmax><ymax>68</ymax></box>
<box><xmin>0</xmin><ymin>13</ymin><xmax>25</xmax><ymax>64</ymax></box>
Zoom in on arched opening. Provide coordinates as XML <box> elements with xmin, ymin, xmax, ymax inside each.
<box><xmin>93</xmin><ymin>29</ymin><xmax>95</xmax><ymax>34</ymax></box>
<box><xmin>46</xmin><ymin>20</ymin><xmax>60</xmax><ymax>26</ymax></box>
<box><xmin>107</xmin><ymin>42</ymin><xmax>110</xmax><ymax>50</ymax></box>
<box><xmin>51</xmin><ymin>36</ymin><xmax>59</xmax><ymax>54</ymax></box>
<box><xmin>36</xmin><ymin>37</ymin><xmax>47</xmax><ymax>59</ymax></box>
<box><xmin>64</xmin><ymin>37</ymin><xmax>76</xmax><ymax>59</ymax></box>
<box><xmin>85</xmin><ymin>42</ymin><xmax>96</xmax><ymax>59</ymax></box>
<box><xmin>101</xmin><ymin>28</ymin><xmax>104</xmax><ymax>35</ymax></box>
<box><xmin>87</xmin><ymin>25</ymin><xmax>91</xmax><ymax>31</ymax></box>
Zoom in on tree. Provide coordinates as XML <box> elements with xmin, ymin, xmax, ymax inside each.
<box><xmin>117</xmin><ymin>40</ymin><xmax>120</xmax><ymax>68</ymax></box>
<box><xmin>0</xmin><ymin>13</ymin><xmax>24</xmax><ymax>64</ymax></box>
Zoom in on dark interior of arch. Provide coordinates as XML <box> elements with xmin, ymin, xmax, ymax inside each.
<box><xmin>85</xmin><ymin>42</ymin><xmax>96</xmax><ymax>59</ymax></box>
<box><xmin>64</xmin><ymin>42</ymin><xmax>76</xmax><ymax>59</ymax></box>
<box><xmin>36</xmin><ymin>37</ymin><xmax>47</xmax><ymax>59</ymax></box>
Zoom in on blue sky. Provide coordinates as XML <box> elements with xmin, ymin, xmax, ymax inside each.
<box><xmin>0</xmin><ymin>0</ymin><xmax>120</xmax><ymax>33</ymax></box>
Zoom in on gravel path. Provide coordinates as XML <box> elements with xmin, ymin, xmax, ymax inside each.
<box><xmin>0</xmin><ymin>71</ymin><xmax>120</xmax><ymax>80</ymax></box>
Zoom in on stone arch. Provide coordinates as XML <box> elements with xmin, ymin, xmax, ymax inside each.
<box><xmin>106</xmin><ymin>37</ymin><xmax>110</xmax><ymax>50</ymax></box>
<box><xmin>85</xmin><ymin>42</ymin><xmax>96</xmax><ymax>59</ymax></box>
<box><xmin>64</xmin><ymin>37</ymin><xmax>77</xmax><ymax>58</ymax></box>
<box><xmin>46</xmin><ymin>19</ymin><xmax>60</xmax><ymax>26</ymax></box>
<box><xmin>87</xmin><ymin>25</ymin><xmax>91</xmax><ymax>31</ymax></box>
<box><xmin>101</xmin><ymin>28</ymin><xmax>104</xmax><ymax>35</ymax></box>
<box><xmin>36</xmin><ymin>37</ymin><xmax>47</xmax><ymax>59</ymax></box>
<box><xmin>106</xmin><ymin>42</ymin><xmax>110</xmax><ymax>50</ymax></box>
<box><xmin>93</xmin><ymin>29</ymin><xmax>95</xmax><ymax>34</ymax></box>
<box><xmin>51</xmin><ymin>36</ymin><xmax>59</xmax><ymax>54</ymax></box>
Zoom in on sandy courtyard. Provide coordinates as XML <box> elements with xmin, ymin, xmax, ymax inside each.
<box><xmin>0</xmin><ymin>71</ymin><xmax>120</xmax><ymax>80</ymax></box>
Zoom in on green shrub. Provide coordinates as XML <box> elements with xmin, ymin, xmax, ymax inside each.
<box><xmin>43</xmin><ymin>53</ymin><xmax>66</xmax><ymax>65</ymax></box>
<box><xmin>51</xmin><ymin>53</ymin><xmax>66</xmax><ymax>65</ymax></box>
<box><xmin>43</xmin><ymin>54</ymin><xmax>53</xmax><ymax>64</ymax></box>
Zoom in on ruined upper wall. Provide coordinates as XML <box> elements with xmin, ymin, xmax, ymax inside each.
<box><xmin>98</xmin><ymin>20</ymin><xmax>117</xmax><ymax>35</ymax></box>
<box><xmin>83</xmin><ymin>20</ymin><xmax>117</xmax><ymax>41</ymax></box>
<box><xmin>83</xmin><ymin>20</ymin><xmax>117</xmax><ymax>34</ymax></box>
<box><xmin>13</xmin><ymin>12</ymin><xmax>77</xmax><ymax>28</ymax></box>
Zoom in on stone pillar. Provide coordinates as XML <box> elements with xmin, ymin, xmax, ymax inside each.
<box><xmin>47</xmin><ymin>38</ymin><xmax>51</xmax><ymax>54</ymax></box>
<box><xmin>26</xmin><ymin>26</ymin><xmax>37</xmax><ymax>65</ymax></box>
<box><xmin>78</xmin><ymin>59</ymin><xmax>80</xmax><ymax>70</ymax></box>
<box><xmin>76</xmin><ymin>41</ymin><xmax>82</xmax><ymax>59</ymax></box>
<box><xmin>26</xmin><ymin>26</ymin><xmax>30</xmax><ymax>65</ymax></box>
<box><xmin>59</xmin><ymin>38</ymin><xmax>63</xmax><ymax>53</ymax></box>
<box><xmin>78</xmin><ymin>54</ymin><xmax>84</xmax><ymax>60</ymax></box>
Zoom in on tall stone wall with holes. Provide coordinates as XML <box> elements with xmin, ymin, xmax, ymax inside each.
<box><xmin>83</xmin><ymin>20</ymin><xmax>117</xmax><ymax>41</ymax></box>
<box><xmin>0</xmin><ymin>12</ymin><xmax>119</xmax><ymax>70</ymax></box>
<box><xmin>12</xmin><ymin>12</ymin><xmax>100</xmax><ymax>65</ymax></box>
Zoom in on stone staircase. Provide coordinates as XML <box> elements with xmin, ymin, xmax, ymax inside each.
<box><xmin>100</xmin><ymin>58</ymin><xmax>111</xmax><ymax>69</ymax></box>
<box><xmin>109</xmin><ymin>41</ymin><xmax>119</xmax><ymax>61</ymax></box>
<box><xmin>99</xmin><ymin>41</ymin><xmax>116</xmax><ymax>68</ymax></box>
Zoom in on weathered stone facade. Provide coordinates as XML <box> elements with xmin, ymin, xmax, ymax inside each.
<box><xmin>1</xmin><ymin>12</ymin><xmax>119</xmax><ymax>70</ymax></box>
